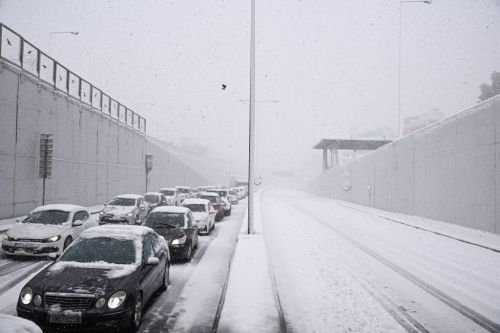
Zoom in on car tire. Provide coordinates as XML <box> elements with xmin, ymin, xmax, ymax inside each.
<box><xmin>130</xmin><ymin>292</ymin><xmax>143</xmax><ymax>331</ymax></box>
<box><xmin>159</xmin><ymin>262</ymin><xmax>170</xmax><ymax>292</ymax></box>
<box><xmin>63</xmin><ymin>237</ymin><xmax>73</xmax><ymax>250</ymax></box>
<box><xmin>228</xmin><ymin>209</ymin><xmax>232</xmax><ymax>216</ymax></box>
<box><xmin>185</xmin><ymin>243</ymin><xmax>192</xmax><ymax>262</ymax></box>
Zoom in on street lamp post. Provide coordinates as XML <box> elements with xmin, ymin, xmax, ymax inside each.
<box><xmin>48</xmin><ymin>31</ymin><xmax>79</xmax><ymax>54</ymax></box>
<box><xmin>247</xmin><ymin>0</ymin><xmax>256</xmax><ymax>234</ymax></box>
<box><xmin>398</xmin><ymin>0</ymin><xmax>432</xmax><ymax>137</ymax></box>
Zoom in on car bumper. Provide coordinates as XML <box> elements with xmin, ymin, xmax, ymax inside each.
<box><xmin>17</xmin><ymin>305</ymin><xmax>133</xmax><ymax>331</ymax></box>
<box><xmin>197</xmin><ymin>224</ymin><xmax>209</xmax><ymax>234</ymax></box>
<box><xmin>2</xmin><ymin>240</ymin><xmax>62</xmax><ymax>256</ymax></box>
<box><xmin>170</xmin><ymin>244</ymin><xmax>190</xmax><ymax>259</ymax></box>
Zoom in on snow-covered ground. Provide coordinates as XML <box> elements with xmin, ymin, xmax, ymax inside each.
<box><xmin>218</xmin><ymin>191</ymin><xmax>283</xmax><ymax>333</ymax></box>
<box><xmin>261</xmin><ymin>189</ymin><xmax>500</xmax><ymax>333</ymax></box>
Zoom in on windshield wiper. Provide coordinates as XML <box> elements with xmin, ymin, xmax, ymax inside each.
<box><xmin>154</xmin><ymin>223</ymin><xmax>178</xmax><ymax>229</ymax></box>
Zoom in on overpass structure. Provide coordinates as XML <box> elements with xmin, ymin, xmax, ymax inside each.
<box><xmin>0</xmin><ymin>23</ymin><xmax>222</xmax><ymax>218</ymax></box>
<box><xmin>314</xmin><ymin>138</ymin><xmax>391</xmax><ymax>171</ymax></box>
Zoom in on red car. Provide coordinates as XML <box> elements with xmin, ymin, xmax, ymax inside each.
<box><xmin>198</xmin><ymin>192</ymin><xmax>224</xmax><ymax>221</ymax></box>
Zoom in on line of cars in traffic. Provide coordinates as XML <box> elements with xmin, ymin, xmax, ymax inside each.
<box><xmin>1</xmin><ymin>184</ymin><xmax>247</xmax><ymax>331</ymax></box>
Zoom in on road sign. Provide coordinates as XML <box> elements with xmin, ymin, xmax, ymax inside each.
<box><xmin>39</xmin><ymin>134</ymin><xmax>53</xmax><ymax>179</ymax></box>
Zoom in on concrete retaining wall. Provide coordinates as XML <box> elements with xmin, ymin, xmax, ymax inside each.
<box><xmin>308</xmin><ymin>95</ymin><xmax>500</xmax><ymax>234</ymax></box>
<box><xmin>0</xmin><ymin>61</ymin><xmax>210</xmax><ymax>219</ymax></box>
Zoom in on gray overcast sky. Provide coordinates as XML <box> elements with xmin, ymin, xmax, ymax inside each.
<box><xmin>1</xmin><ymin>0</ymin><xmax>499</xmax><ymax>180</ymax></box>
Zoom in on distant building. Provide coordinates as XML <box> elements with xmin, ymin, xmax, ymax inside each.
<box><xmin>403</xmin><ymin>108</ymin><xmax>444</xmax><ymax>135</ymax></box>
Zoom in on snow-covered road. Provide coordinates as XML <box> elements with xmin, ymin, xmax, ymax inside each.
<box><xmin>0</xmin><ymin>203</ymin><xmax>245</xmax><ymax>332</ymax></box>
<box><xmin>261</xmin><ymin>189</ymin><xmax>500</xmax><ymax>333</ymax></box>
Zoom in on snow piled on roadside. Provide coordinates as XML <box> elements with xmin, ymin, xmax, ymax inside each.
<box><xmin>218</xmin><ymin>190</ymin><xmax>281</xmax><ymax>333</ymax></box>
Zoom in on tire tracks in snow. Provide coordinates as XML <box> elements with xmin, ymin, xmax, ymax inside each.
<box><xmin>0</xmin><ymin>261</ymin><xmax>48</xmax><ymax>296</ymax></box>
<box><xmin>273</xmin><ymin>196</ymin><xmax>500</xmax><ymax>333</ymax></box>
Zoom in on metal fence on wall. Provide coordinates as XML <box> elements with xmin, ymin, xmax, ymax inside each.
<box><xmin>0</xmin><ymin>23</ymin><xmax>147</xmax><ymax>134</ymax></box>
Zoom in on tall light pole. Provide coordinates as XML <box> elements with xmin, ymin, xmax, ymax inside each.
<box><xmin>247</xmin><ymin>0</ymin><xmax>256</xmax><ymax>234</ymax></box>
<box><xmin>49</xmin><ymin>31</ymin><xmax>79</xmax><ymax>54</ymax></box>
<box><xmin>398</xmin><ymin>0</ymin><xmax>432</xmax><ymax>137</ymax></box>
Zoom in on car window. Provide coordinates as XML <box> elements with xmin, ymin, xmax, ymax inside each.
<box><xmin>149</xmin><ymin>233</ymin><xmax>162</xmax><ymax>254</ymax></box>
<box><xmin>142</xmin><ymin>236</ymin><xmax>154</xmax><ymax>261</ymax></box>
<box><xmin>73</xmin><ymin>211</ymin><xmax>89</xmax><ymax>222</ymax></box>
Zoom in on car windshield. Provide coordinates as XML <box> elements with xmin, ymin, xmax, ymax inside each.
<box><xmin>108</xmin><ymin>198</ymin><xmax>136</xmax><ymax>206</ymax></box>
<box><xmin>200</xmin><ymin>196</ymin><xmax>217</xmax><ymax>203</ymax></box>
<box><xmin>161</xmin><ymin>190</ymin><xmax>175</xmax><ymax>196</ymax></box>
<box><xmin>178</xmin><ymin>188</ymin><xmax>189</xmax><ymax>193</ymax></box>
<box><xmin>23</xmin><ymin>210</ymin><xmax>69</xmax><ymax>225</ymax></box>
<box><xmin>144</xmin><ymin>212</ymin><xmax>185</xmax><ymax>228</ymax></box>
<box><xmin>59</xmin><ymin>237</ymin><xmax>136</xmax><ymax>264</ymax></box>
<box><xmin>184</xmin><ymin>204</ymin><xmax>206</xmax><ymax>212</ymax></box>
<box><xmin>144</xmin><ymin>194</ymin><xmax>159</xmax><ymax>203</ymax></box>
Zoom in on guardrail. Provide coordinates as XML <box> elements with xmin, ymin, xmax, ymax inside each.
<box><xmin>0</xmin><ymin>23</ymin><xmax>146</xmax><ymax>134</ymax></box>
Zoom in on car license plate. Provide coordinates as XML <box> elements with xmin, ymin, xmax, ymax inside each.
<box><xmin>14</xmin><ymin>242</ymin><xmax>37</xmax><ymax>248</ymax></box>
<box><xmin>48</xmin><ymin>313</ymin><xmax>82</xmax><ymax>324</ymax></box>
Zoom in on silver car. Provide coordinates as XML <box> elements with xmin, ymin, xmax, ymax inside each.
<box><xmin>99</xmin><ymin>194</ymin><xmax>149</xmax><ymax>225</ymax></box>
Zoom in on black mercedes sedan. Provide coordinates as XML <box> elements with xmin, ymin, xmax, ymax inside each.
<box><xmin>16</xmin><ymin>225</ymin><xmax>170</xmax><ymax>332</ymax></box>
<box><xmin>142</xmin><ymin>206</ymin><xmax>199</xmax><ymax>261</ymax></box>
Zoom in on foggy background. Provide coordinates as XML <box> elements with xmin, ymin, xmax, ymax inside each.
<box><xmin>1</xmin><ymin>0</ymin><xmax>499</xmax><ymax>185</ymax></box>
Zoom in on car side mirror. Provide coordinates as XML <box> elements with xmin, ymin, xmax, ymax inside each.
<box><xmin>16</xmin><ymin>218</ymin><xmax>22</xmax><ymax>223</ymax></box>
<box><xmin>146</xmin><ymin>257</ymin><xmax>159</xmax><ymax>265</ymax></box>
<box><xmin>73</xmin><ymin>220</ymin><xmax>83</xmax><ymax>226</ymax></box>
<box><xmin>104</xmin><ymin>203</ymin><xmax>107</xmax><ymax>206</ymax></box>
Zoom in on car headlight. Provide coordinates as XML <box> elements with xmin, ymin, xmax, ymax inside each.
<box><xmin>171</xmin><ymin>235</ymin><xmax>187</xmax><ymax>245</ymax></box>
<box><xmin>4</xmin><ymin>234</ymin><xmax>13</xmax><ymax>241</ymax></box>
<box><xmin>99</xmin><ymin>211</ymin><xmax>104</xmax><ymax>215</ymax></box>
<box><xmin>126</xmin><ymin>212</ymin><xmax>133</xmax><ymax>217</ymax></box>
<box><xmin>33</xmin><ymin>295</ymin><xmax>42</xmax><ymax>306</ymax></box>
<box><xmin>45</xmin><ymin>235</ymin><xmax>61</xmax><ymax>242</ymax></box>
<box><xmin>108</xmin><ymin>291</ymin><xmax>126</xmax><ymax>309</ymax></box>
<box><xmin>20</xmin><ymin>287</ymin><xmax>33</xmax><ymax>305</ymax></box>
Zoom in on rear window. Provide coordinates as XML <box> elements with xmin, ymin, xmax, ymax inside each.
<box><xmin>60</xmin><ymin>237</ymin><xmax>136</xmax><ymax>264</ymax></box>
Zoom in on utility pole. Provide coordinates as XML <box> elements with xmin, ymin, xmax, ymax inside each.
<box><xmin>247</xmin><ymin>0</ymin><xmax>256</xmax><ymax>234</ymax></box>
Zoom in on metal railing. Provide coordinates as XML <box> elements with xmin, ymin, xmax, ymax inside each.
<box><xmin>0</xmin><ymin>23</ymin><xmax>146</xmax><ymax>134</ymax></box>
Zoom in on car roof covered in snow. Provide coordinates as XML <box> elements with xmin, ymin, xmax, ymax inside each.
<box><xmin>80</xmin><ymin>225</ymin><xmax>153</xmax><ymax>240</ymax></box>
<box><xmin>199</xmin><ymin>191</ymin><xmax>219</xmax><ymax>197</ymax></box>
<box><xmin>159</xmin><ymin>187</ymin><xmax>176</xmax><ymax>191</ymax></box>
<box><xmin>175</xmin><ymin>186</ymin><xmax>190</xmax><ymax>189</ymax></box>
<box><xmin>150</xmin><ymin>206</ymin><xmax>190</xmax><ymax>214</ymax></box>
<box><xmin>32</xmin><ymin>204</ymin><xmax>86</xmax><ymax>213</ymax></box>
<box><xmin>144</xmin><ymin>192</ymin><xmax>162</xmax><ymax>196</ymax></box>
<box><xmin>114</xmin><ymin>194</ymin><xmax>143</xmax><ymax>200</ymax></box>
<box><xmin>182</xmin><ymin>198</ymin><xmax>210</xmax><ymax>205</ymax></box>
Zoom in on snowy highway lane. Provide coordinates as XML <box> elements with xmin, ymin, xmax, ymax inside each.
<box><xmin>0</xmin><ymin>203</ymin><xmax>245</xmax><ymax>332</ymax></box>
<box><xmin>261</xmin><ymin>189</ymin><xmax>500</xmax><ymax>333</ymax></box>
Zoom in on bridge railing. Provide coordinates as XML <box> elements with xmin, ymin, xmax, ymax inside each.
<box><xmin>0</xmin><ymin>23</ymin><xmax>146</xmax><ymax>134</ymax></box>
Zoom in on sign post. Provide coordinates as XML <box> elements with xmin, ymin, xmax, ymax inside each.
<box><xmin>145</xmin><ymin>154</ymin><xmax>153</xmax><ymax>192</ymax></box>
<box><xmin>39</xmin><ymin>134</ymin><xmax>53</xmax><ymax>205</ymax></box>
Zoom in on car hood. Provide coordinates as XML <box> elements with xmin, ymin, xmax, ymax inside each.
<box><xmin>193</xmin><ymin>212</ymin><xmax>208</xmax><ymax>222</ymax></box>
<box><xmin>150</xmin><ymin>227</ymin><xmax>186</xmax><ymax>242</ymax></box>
<box><xmin>7</xmin><ymin>223</ymin><xmax>69</xmax><ymax>240</ymax></box>
<box><xmin>102</xmin><ymin>206</ymin><xmax>134</xmax><ymax>216</ymax></box>
<box><xmin>30</xmin><ymin>262</ymin><xmax>138</xmax><ymax>296</ymax></box>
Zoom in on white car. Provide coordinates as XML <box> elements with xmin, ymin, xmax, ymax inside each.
<box><xmin>175</xmin><ymin>186</ymin><xmax>192</xmax><ymax>202</ymax></box>
<box><xmin>2</xmin><ymin>204</ymin><xmax>98</xmax><ymax>258</ymax></box>
<box><xmin>159</xmin><ymin>187</ymin><xmax>182</xmax><ymax>206</ymax></box>
<box><xmin>182</xmin><ymin>198</ymin><xmax>216</xmax><ymax>235</ymax></box>
<box><xmin>220</xmin><ymin>197</ymin><xmax>232</xmax><ymax>216</ymax></box>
